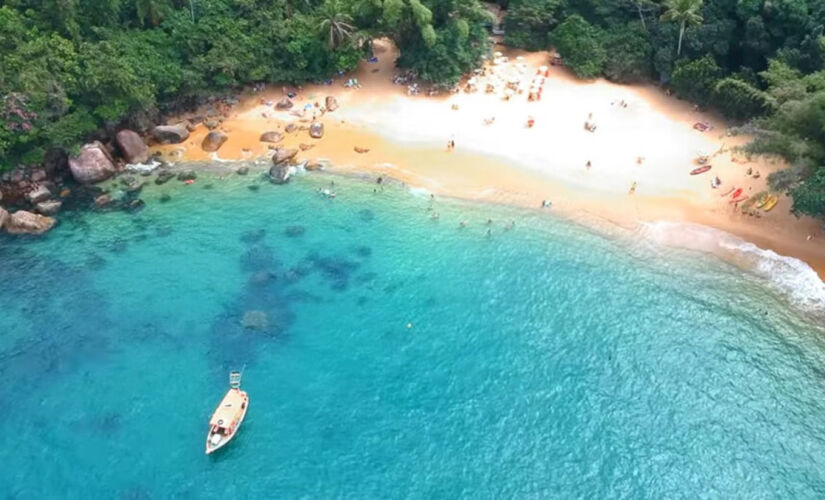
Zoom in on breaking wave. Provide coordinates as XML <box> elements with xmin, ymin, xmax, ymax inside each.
<box><xmin>637</xmin><ymin>221</ymin><xmax>825</xmax><ymax>317</ymax></box>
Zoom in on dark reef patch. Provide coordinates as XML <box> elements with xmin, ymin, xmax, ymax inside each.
<box><xmin>239</xmin><ymin>228</ymin><xmax>266</xmax><ymax>244</ymax></box>
<box><xmin>357</xmin><ymin>209</ymin><xmax>375</xmax><ymax>222</ymax></box>
<box><xmin>284</xmin><ymin>225</ymin><xmax>306</xmax><ymax>238</ymax></box>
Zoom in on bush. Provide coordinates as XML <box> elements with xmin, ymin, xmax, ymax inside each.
<box><xmin>602</xmin><ymin>23</ymin><xmax>652</xmax><ymax>83</ymax></box>
<box><xmin>549</xmin><ymin>15</ymin><xmax>607</xmax><ymax>79</ymax></box>
<box><xmin>670</xmin><ymin>55</ymin><xmax>722</xmax><ymax>105</ymax></box>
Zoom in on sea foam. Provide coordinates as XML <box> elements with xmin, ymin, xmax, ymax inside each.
<box><xmin>638</xmin><ymin>221</ymin><xmax>825</xmax><ymax>316</ymax></box>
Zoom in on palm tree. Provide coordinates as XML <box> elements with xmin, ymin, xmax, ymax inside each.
<box><xmin>318</xmin><ymin>1</ymin><xmax>356</xmax><ymax>49</ymax></box>
<box><xmin>661</xmin><ymin>0</ymin><xmax>703</xmax><ymax>56</ymax></box>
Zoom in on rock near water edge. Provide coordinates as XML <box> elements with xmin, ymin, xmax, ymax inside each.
<box><xmin>68</xmin><ymin>142</ymin><xmax>117</xmax><ymax>184</ymax></box>
<box><xmin>5</xmin><ymin>210</ymin><xmax>55</xmax><ymax>234</ymax></box>
<box><xmin>116</xmin><ymin>129</ymin><xmax>149</xmax><ymax>164</ymax></box>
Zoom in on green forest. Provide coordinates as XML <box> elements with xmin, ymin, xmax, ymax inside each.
<box><xmin>1</xmin><ymin>0</ymin><xmax>824</xmax><ymax>217</ymax></box>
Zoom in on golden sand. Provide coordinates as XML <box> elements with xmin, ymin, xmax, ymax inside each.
<box><xmin>152</xmin><ymin>39</ymin><xmax>825</xmax><ymax>280</ymax></box>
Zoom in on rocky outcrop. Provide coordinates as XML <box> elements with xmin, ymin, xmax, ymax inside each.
<box><xmin>26</xmin><ymin>185</ymin><xmax>52</xmax><ymax>204</ymax></box>
<box><xmin>309</xmin><ymin>121</ymin><xmax>324</xmax><ymax>139</ymax></box>
<box><xmin>35</xmin><ymin>200</ymin><xmax>62</xmax><ymax>216</ymax></box>
<box><xmin>68</xmin><ymin>142</ymin><xmax>117</xmax><ymax>184</ymax></box>
<box><xmin>259</xmin><ymin>131</ymin><xmax>284</xmax><ymax>143</ymax></box>
<box><xmin>272</xmin><ymin>147</ymin><xmax>298</xmax><ymax>165</ymax></box>
<box><xmin>152</xmin><ymin>124</ymin><xmax>190</xmax><ymax>144</ymax></box>
<box><xmin>276</xmin><ymin>97</ymin><xmax>293</xmax><ymax>110</ymax></box>
<box><xmin>4</xmin><ymin>210</ymin><xmax>55</xmax><ymax>234</ymax></box>
<box><xmin>269</xmin><ymin>164</ymin><xmax>291</xmax><ymax>184</ymax></box>
<box><xmin>201</xmin><ymin>131</ymin><xmax>228</xmax><ymax>152</ymax></box>
<box><xmin>116</xmin><ymin>129</ymin><xmax>149</xmax><ymax>164</ymax></box>
<box><xmin>325</xmin><ymin>96</ymin><xmax>339</xmax><ymax>112</ymax></box>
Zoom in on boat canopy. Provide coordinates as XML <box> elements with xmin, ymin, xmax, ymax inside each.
<box><xmin>209</xmin><ymin>389</ymin><xmax>245</xmax><ymax>428</ymax></box>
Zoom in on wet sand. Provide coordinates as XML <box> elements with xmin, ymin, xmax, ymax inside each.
<box><xmin>152</xmin><ymin>39</ymin><xmax>825</xmax><ymax>281</ymax></box>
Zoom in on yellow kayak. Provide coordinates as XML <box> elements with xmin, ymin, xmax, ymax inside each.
<box><xmin>762</xmin><ymin>195</ymin><xmax>779</xmax><ymax>212</ymax></box>
<box><xmin>755</xmin><ymin>195</ymin><xmax>770</xmax><ymax>209</ymax></box>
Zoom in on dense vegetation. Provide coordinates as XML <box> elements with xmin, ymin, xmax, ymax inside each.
<box><xmin>2</xmin><ymin>0</ymin><xmax>824</xmax><ymax>218</ymax></box>
<box><xmin>0</xmin><ymin>0</ymin><xmax>491</xmax><ymax>169</ymax></box>
<box><xmin>502</xmin><ymin>0</ymin><xmax>825</xmax><ymax>218</ymax></box>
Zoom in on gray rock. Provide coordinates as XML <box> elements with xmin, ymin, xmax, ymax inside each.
<box><xmin>4</xmin><ymin>210</ymin><xmax>55</xmax><ymax>234</ymax></box>
<box><xmin>236</xmin><ymin>166</ymin><xmax>249</xmax><ymax>175</ymax></box>
<box><xmin>68</xmin><ymin>142</ymin><xmax>117</xmax><ymax>184</ymax></box>
<box><xmin>26</xmin><ymin>185</ymin><xmax>52</xmax><ymax>204</ymax></box>
<box><xmin>276</xmin><ymin>97</ymin><xmax>293</xmax><ymax>110</ymax></box>
<box><xmin>259</xmin><ymin>131</ymin><xmax>284</xmax><ymax>143</ymax></box>
<box><xmin>201</xmin><ymin>131</ymin><xmax>228</xmax><ymax>152</ymax></box>
<box><xmin>36</xmin><ymin>200</ymin><xmax>62</xmax><ymax>216</ymax></box>
<box><xmin>269</xmin><ymin>164</ymin><xmax>291</xmax><ymax>184</ymax></box>
<box><xmin>116</xmin><ymin>129</ymin><xmax>149</xmax><ymax>164</ymax></box>
<box><xmin>204</xmin><ymin>119</ymin><xmax>220</xmax><ymax>130</ymax></box>
<box><xmin>272</xmin><ymin>147</ymin><xmax>298</xmax><ymax>165</ymax></box>
<box><xmin>309</xmin><ymin>121</ymin><xmax>324</xmax><ymax>139</ymax></box>
<box><xmin>325</xmin><ymin>96</ymin><xmax>339</xmax><ymax>112</ymax></box>
<box><xmin>152</xmin><ymin>124</ymin><xmax>190</xmax><ymax>144</ymax></box>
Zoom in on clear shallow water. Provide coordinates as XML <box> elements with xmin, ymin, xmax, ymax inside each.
<box><xmin>2</xmin><ymin>172</ymin><xmax>825</xmax><ymax>498</ymax></box>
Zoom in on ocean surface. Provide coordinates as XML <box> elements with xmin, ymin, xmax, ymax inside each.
<box><xmin>3</xmin><ymin>169</ymin><xmax>825</xmax><ymax>498</ymax></box>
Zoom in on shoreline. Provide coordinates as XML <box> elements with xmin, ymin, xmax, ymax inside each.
<box><xmin>149</xmin><ymin>39</ymin><xmax>825</xmax><ymax>282</ymax></box>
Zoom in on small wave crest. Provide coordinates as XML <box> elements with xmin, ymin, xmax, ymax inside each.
<box><xmin>638</xmin><ymin>221</ymin><xmax>825</xmax><ymax>316</ymax></box>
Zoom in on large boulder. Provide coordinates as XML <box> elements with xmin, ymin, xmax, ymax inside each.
<box><xmin>201</xmin><ymin>131</ymin><xmax>228</xmax><ymax>152</ymax></box>
<box><xmin>116</xmin><ymin>129</ymin><xmax>149</xmax><ymax>164</ymax></box>
<box><xmin>154</xmin><ymin>169</ymin><xmax>175</xmax><ymax>185</ymax></box>
<box><xmin>5</xmin><ymin>210</ymin><xmax>55</xmax><ymax>235</ymax></box>
<box><xmin>259</xmin><ymin>131</ymin><xmax>284</xmax><ymax>143</ymax></box>
<box><xmin>36</xmin><ymin>200</ymin><xmax>62</xmax><ymax>216</ymax></box>
<box><xmin>0</xmin><ymin>206</ymin><xmax>7</xmax><ymax>229</ymax></box>
<box><xmin>26</xmin><ymin>185</ymin><xmax>52</xmax><ymax>204</ymax></box>
<box><xmin>269</xmin><ymin>164</ymin><xmax>291</xmax><ymax>184</ymax></box>
<box><xmin>68</xmin><ymin>142</ymin><xmax>117</xmax><ymax>184</ymax></box>
<box><xmin>325</xmin><ymin>96</ymin><xmax>339</xmax><ymax>112</ymax></box>
<box><xmin>152</xmin><ymin>124</ymin><xmax>190</xmax><ymax>144</ymax></box>
<box><xmin>272</xmin><ymin>147</ymin><xmax>298</xmax><ymax>165</ymax></box>
<box><xmin>275</xmin><ymin>97</ymin><xmax>293</xmax><ymax>110</ymax></box>
<box><xmin>309</xmin><ymin>121</ymin><xmax>324</xmax><ymax>139</ymax></box>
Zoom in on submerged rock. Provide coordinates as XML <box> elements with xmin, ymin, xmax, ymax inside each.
<box><xmin>4</xmin><ymin>210</ymin><xmax>55</xmax><ymax>234</ymax></box>
<box><xmin>325</xmin><ymin>96</ymin><xmax>339</xmax><ymax>112</ymax></box>
<box><xmin>94</xmin><ymin>194</ymin><xmax>113</xmax><ymax>207</ymax></box>
<box><xmin>259</xmin><ymin>131</ymin><xmax>284</xmax><ymax>143</ymax></box>
<box><xmin>152</xmin><ymin>124</ymin><xmax>190</xmax><ymax>144</ymax></box>
<box><xmin>177</xmin><ymin>170</ymin><xmax>197</xmax><ymax>181</ymax></box>
<box><xmin>115</xmin><ymin>129</ymin><xmax>149</xmax><ymax>164</ymax></box>
<box><xmin>69</xmin><ymin>142</ymin><xmax>117</xmax><ymax>184</ymax></box>
<box><xmin>241</xmin><ymin>310</ymin><xmax>269</xmax><ymax>330</ymax></box>
<box><xmin>236</xmin><ymin>166</ymin><xmax>249</xmax><ymax>175</ymax></box>
<box><xmin>201</xmin><ymin>131</ymin><xmax>228</xmax><ymax>152</ymax></box>
<box><xmin>154</xmin><ymin>169</ymin><xmax>175</xmax><ymax>185</ymax></box>
<box><xmin>35</xmin><ymin>200</ymin><xmax>62</xmax><ymax>216</ymax></box>
<box><xmin>309</xmin><ymin>121</ymin><xmax>324</xmax><ymax>139</ymax></box>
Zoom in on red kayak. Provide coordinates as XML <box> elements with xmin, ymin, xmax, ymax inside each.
<box><xmin>730</xmin><ymin>188</ymin><xmax>743</xmax><ymax>199</ymax></box>
<box><xmin>730</xmin><ymin>195</ymin><xmax>748</xmax><ymax>204</ymax></box>
<box><xmin>690</xmin><ymin>165</ymin><xmax>711</xmax><ymax>175</ymax></box>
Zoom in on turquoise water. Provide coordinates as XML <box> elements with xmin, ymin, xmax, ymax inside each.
<box><xmin>3</xmin><ymin>171</ymin><xmax>825</xmax><ymax>498</ymax></box>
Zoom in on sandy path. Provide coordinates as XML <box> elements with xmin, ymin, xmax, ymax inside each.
<box><xmin>152</xmin><ymin>39</ymin><xmax>825</xmax><ymax>281</ymax></box>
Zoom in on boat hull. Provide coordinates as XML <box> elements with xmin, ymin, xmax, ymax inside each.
<box><xmin>205</xmin><ymin>390</ymin><xmax>249</xmax><ymax>455</ymax></box>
